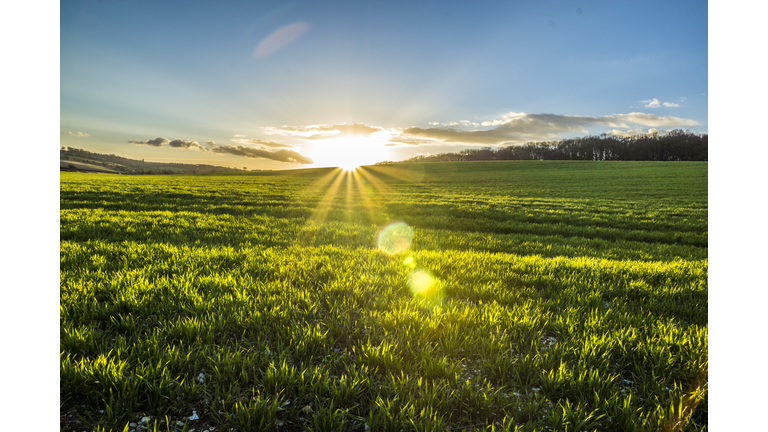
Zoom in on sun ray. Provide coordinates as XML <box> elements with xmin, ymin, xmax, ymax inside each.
<box><xmin>295</xmin><ymin>168</ymin><xmax>346</xmax><ymax>246</ymax></box>
<box><xmin>350</xmin><ymin>169</ymin><xmax>385</xmax><ymax>226</ymax></box>
<box><xmin>343</xmin><ymin>170</ymin><xmax>355</xmax><ymax>224</ymax></box>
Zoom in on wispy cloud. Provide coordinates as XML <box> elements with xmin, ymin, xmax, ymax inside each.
<box><xmin>128</xmin><ymin>137</ymin><xmax>170</xmax><ymax>147</ymax></box>
<box><xmin>426</xmin><ymin>120</ymin><xmax>480</xmax><ymax>127</ymax></box>
<box><xmin>211</xmin><ymin>145</ymin><xmax>313</xmax><ymax>164</ymax></box>
<box><xmin>69</xmin><ymin>131</ymin><xmax>89</xmax><ymax>137</ymax></box>
<box><xmin>662</xmin><ymin>102</ymin><xmax>680</xmax><ymax>107</ymax></box>
<box><xmin>204</xmin><ymin>141</ymin><xmax>216</xmax><ymax>145</ymax></box>
<box><xmin>253</xmin><ymin>22</ymin><xmax>310</xmax><ymax>58</ymax></box>
<box><xmin>385</xmin><ymin>136</ymin><xmax>436</xmax><ymax>146</ymax></box>
<box><xmin>263</xmin><ymin>123</ymin><xmax>385</xmax><ymax>140</ymax></box>
<box><xmin>611</xmin><ymin>113</ymin><xmax>697</xmax><ymax>127</ymax></box>
<box><xmin>230</xmin><ymin>137</ymin><xmax>293</xmax><ymax>148</ymax></box>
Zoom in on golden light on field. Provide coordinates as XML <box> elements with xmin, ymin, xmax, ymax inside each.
<box><xmin>407</xmin><ymin>268</ymin><xmax>444</xmax><ymax>310</ymax></box>
<box><xmin>408</xmin><ymin>269</ymin><xmax>436</xmax><ymax>296</ymax></box>
<box><xmin>294</xmin><ymin>166</ymin><xmax>445</xmax><ymax>314</ymax></box>
<box><xmin>295</xmin><ymin>168</ymin><xmax>345</xmax><ymax>245</ymax></box>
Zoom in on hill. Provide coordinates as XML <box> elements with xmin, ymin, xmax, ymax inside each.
<box><xmin>60</xmin><ymin>147</ymin><xmax>252</xmax><ymax>174</ymax></box>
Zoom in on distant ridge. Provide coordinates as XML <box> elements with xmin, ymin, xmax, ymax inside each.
<box><xmin>60</xmin><ymin>147</ymin><xmax>253</xmax><ymax>174</ymax></box>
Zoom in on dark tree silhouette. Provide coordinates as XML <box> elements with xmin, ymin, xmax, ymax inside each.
<box><xmin>395</xmin><ymin>130</ymin><xmax>707</xmax><ymax>163</ymax></box>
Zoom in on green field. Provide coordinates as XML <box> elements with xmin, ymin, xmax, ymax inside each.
<box><xmin>60</xmin><ymin>161</ymin><xmax>708</xmax><ymax>432</ymax></box>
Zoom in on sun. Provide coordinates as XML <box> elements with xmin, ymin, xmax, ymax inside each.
<box><xmin>340</xmin><ymin>161</ymin><xmax>359</xmax><ymax>171</ymax></box>
<box><xmin>305</xmin><ymin>134</ymin><xmax>390</xmax><ymax>169</ymax></box>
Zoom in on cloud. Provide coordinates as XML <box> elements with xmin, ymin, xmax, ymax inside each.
<box><xmin>253</xmin><ymin>22</ymin><xmax>310</xmax><ymax>58</ymax></box>
<box><xmin>129</xmin><ymin>137</ymin><xmax>170</xmax><ymax>147</ymax></box>
<box><xmin>609</xmin><ymin>113</ymin><xmax>698</xmax><ymax>127</ymax></box>
<box><xmin>230</xmin><ymin>137</ymin><xmax>294</xmax><ymax>148</ymax></box>
<box><xmin>128</xmin><ymin>137</ymin><xmax>208</xmax><ymax>149</ymax></box>
<box><xmin>605</xmin><ymin>128</ymin><xmax>671</xmax><ymax>138</ymax></box>
<box><xmin>394</xmin><ymin>112</ymin><xmax>699</xmax><ymax>146</ymax></box>
<box><xmin>204</xmin><ymin>141</ymin><xmax>216</xmax><ymax>145</ymax></box>
<box><xmin>386</xmin><ymin>136</ymin><xmax>436</xmax><ymax>146</ymax></box>
<box><xmin>641</xmin><ymin>98</ymin><xmax>661</xmax><ymax>108</ymax></box>
<box><xmin>605</xmin><ymin>129</ymin><xmax>646</xmax><ymax>138</ymax></box>
<box><xmin>168</xmin><ymin>138</ymin><xmax>203</xmax><ymax>149</ymax></box>
<box><xmin>679</xmin><ymin>97</ymin><xmax>687</xmax><ymax>102</ymax></box>
<box><xmin>401</xmin><ymin>126</ymin><xmax>527</xmax><ymax>145</ymax></box>
<box><xmin>211</xmin><ymin>145</ymin><xmax>313</xmax><ymax>164</ymax></box>
<box><xmin>68</xmin><ymin>131</ymin><xmax>89</xmax><ymax>137</ymax></box>
<box><xmin>263</xmin><ymin>123</ymin><xmax>385</xmax><ymax>140</ymax></box>
<box><xmin>641</xmin><ymin>98</ymin><xmax>681</xmax><ymax>108</ymax></box>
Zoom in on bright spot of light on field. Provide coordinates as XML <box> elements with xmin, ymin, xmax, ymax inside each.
<box><xmin>408</xmin><ymin>268</ymin><xmax>444</xmax><ymax>310</ymax></box>
<box><xmin>376</xmin><ymin>222</ymin><xmax>414</xmax><ymax>255</ymax></box>
<box><xmin>403</xmin><ymin>256</ymin><xmax>416</xmax><ymax>268</ymax></box>
<box><xmin>408</xmin><ymin>269</ymin><xmax>435</xmax><ymax>295</ymax></box>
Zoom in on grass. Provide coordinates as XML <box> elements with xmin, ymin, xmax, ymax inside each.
<box><xmin>60</xmin><ymin>161</ymin><xmax>707</xmax><ymax>431</ymax></box>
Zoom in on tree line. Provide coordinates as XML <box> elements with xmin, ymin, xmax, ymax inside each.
<box><xmin>387</xmin><ymin>130</ymin><xmax>707</xmax><ymax>164</ymax></box>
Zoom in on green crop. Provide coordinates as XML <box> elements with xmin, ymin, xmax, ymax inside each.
<box><xmin>61</xmin><ymin>161</ymin><xmax>707</xmax><ymax>431</ymax></box>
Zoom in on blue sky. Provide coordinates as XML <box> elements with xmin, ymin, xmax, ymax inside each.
<box><xmin>60</xmin><ymin>0</ymin><xmax>708</xmax><ymax>169</ymax></box>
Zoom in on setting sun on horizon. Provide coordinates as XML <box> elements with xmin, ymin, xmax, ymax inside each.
<box><xmin>305</xmin><ymin>134</ymin><xmax>391</xmax><ymax>170</ymax></box>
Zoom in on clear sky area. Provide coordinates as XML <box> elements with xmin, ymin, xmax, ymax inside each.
<box><xmin>60</xmin><ymin>0</ymin><xmax>708</xmax><ymax>170</ymax></box>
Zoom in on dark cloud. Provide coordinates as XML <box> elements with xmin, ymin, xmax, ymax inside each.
<box><xmin>211</xmin><ymin>145</ymin><xmax>313</xmax><ymax>164</ymax></box>
<box><xmin>128</xmin><ymin>137</ymin><xmax>170</xmax><ymax>147</ymax></box>
<box><xmin>168</xmin><ymin>138</ymin><xmax>202</xmax><ymax>149</ymax></box>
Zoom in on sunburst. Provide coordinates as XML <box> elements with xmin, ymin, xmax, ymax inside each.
<box><xmin>306</xmin><ymin>134</ymin><xmax>390</xmax><ymax>170</ymax></box>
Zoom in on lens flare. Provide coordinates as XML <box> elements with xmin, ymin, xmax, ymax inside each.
<box><xmin>376</xmin><ymin>222</ymin><xmax>414</xmax><ymax>255</ymax></box>
<box><xmin>407</xmin><ymin>268</ymin><xmax>444</xmax><ymax>309</ymax></box>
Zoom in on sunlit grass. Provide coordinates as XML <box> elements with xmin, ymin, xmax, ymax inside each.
<box><xmin>60</xmin><ymin>161</ymin><xmax>708</xmax><ymax>431</ymax></box>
